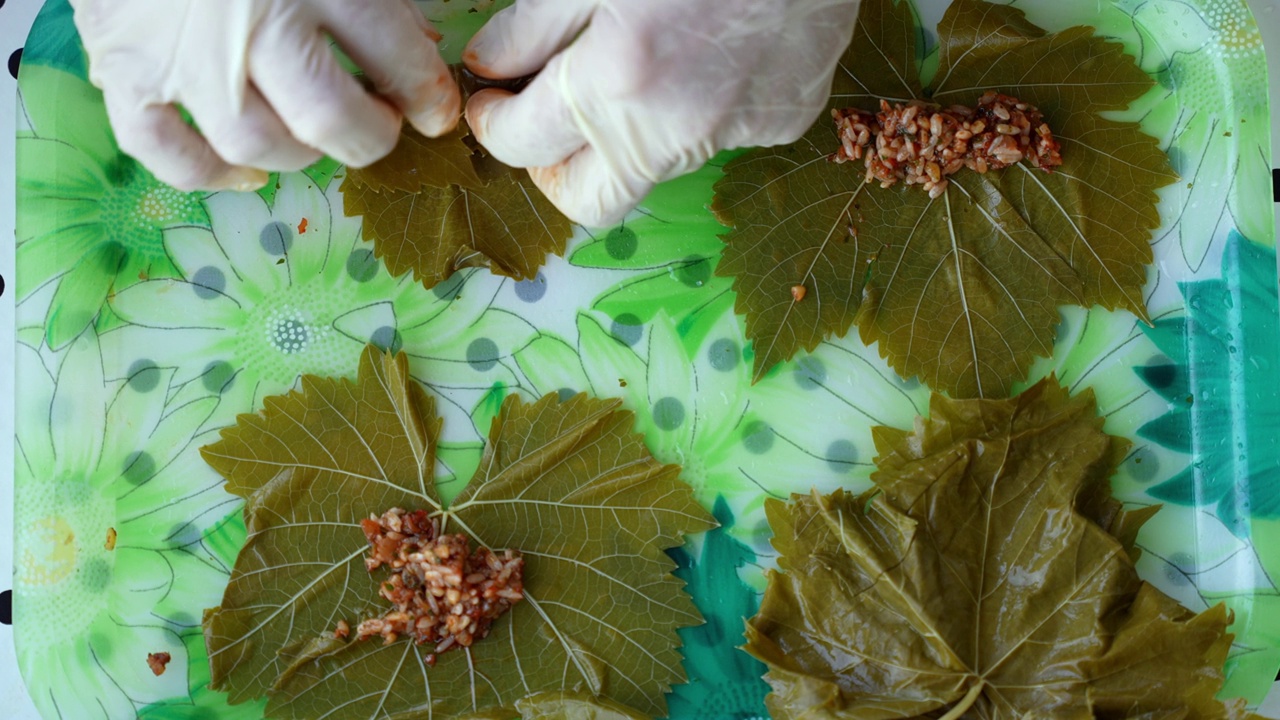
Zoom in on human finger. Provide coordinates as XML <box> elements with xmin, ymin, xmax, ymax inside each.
<box><xmin>248</xmin><ymin>18</ymin><xmax>401</xmax><ymax>167</ymax></box>
<box><xmin>463</xmin><ymin>0</ymin><xmax>595</xmax><ymax>79</ymax></box>
<box><xmin>529</xmin><ymin>146</ymin><xmax>652</xmax><ymax>227</ymax></box>
<box><xmin>318</xmin><ymin>0</ymin><xmax>461</xmax><ymax>138</ymax></box>
<box><xmin>105</xmin><ymin>99</ymin><xmax>268</xmax><ymax>192</ymax></box>
<box><xmin>465</xmin><ymin>70</ymin><xmax>585</xmax><ymax>169</ymax></box>
<box><xmin>185</xmin><ymin>84</ymin><xmax>322</xmax><ymax>173</ymax></box>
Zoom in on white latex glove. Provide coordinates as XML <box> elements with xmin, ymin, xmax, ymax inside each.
<box><xmin>69</xmin><ymin>0</ymin><xmax>461</xmax><ymax>191</ymax></box>
<box><xmin>463</xmin><ymin>0</ymin><xmax>861</xmax><ymax>227</ymax></box>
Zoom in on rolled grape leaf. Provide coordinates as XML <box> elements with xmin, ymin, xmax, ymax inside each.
<box><xmin>347</xmin><ymin>125</ymin><xmax>485</xmax><ymax>194</ymax></box>
<box><xmin>201</xmin><ymin>346</ymin><xmax>714</xmax><ymax>719</ymax></box>
<box><xmin>343</xmin><ymin>164</ymin><xmax>571</xmax><ymax>289</ymax></box>
<box><xmin>342</xmin><ymin>89</ymin><xmax>572</xmax><ymax>290</ymax></box>
<box><xmin>713</xmin><ymin>0</ymin><xmax>1177</xmax><ymax>397</ymax></box>
<box><xmin>745</xmin><ymin>379</ymin><xmax>1250</xmax><ymax>719</ymax></box>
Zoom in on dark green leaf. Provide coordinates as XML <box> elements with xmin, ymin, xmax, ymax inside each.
<box><xmin>745</xmin><ymin>379</ymin><xmax>1249</xmax><ymax>719</ymax></box>
<box><xmin>201</xmin><ymin>348</ymin><xmax>714</xmax><ymax>719</ymax></box>
<box><xmin>713</xmin><ymin>0</ymin><xmax>1176</xmax><ymax>397</ymax></box>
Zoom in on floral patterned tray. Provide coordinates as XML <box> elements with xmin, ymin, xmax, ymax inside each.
<box><xmin>12</xmin><ymin>0</ymin><xmax>1279</xmax><ymax>717</ymax></box>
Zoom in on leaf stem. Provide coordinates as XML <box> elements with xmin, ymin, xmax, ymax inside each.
<box><xmin>939</xmin><ymin>680</ymin><xmax>985</xmax><ymax>720</ymax></box>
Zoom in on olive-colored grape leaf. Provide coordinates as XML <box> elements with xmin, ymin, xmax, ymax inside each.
<box><xmin>342</xmin><ymin>163</ymin><xmax>571</xmax><ymax>289</ymax></box>
<box><xmin>744</xmin><ymin>379</ymin><xmax>1252</xmax><ymax>719</ymax></box>
<box><xmin>348</xmin><ymin>125</ymin><xmax>485</xmax><ymax>194</ymax></box>
<box><xmin>454</xmin><ymin>691</ymin><xmax>651</xmax><ymax>720</ymax></box>
<box><xmin>341</xmin><ymin>80</ymin><xmax>572</xmax><ymax>290</ymax></box>
<box><xmin>713</xmin><ymin>0</ymin><xmax>1177</xmax><ymax>397</ymax></box>
<box><xmin>200</xmin><ymin>345</ymin><xmax>714</xmax><ymax>719</ymax></box>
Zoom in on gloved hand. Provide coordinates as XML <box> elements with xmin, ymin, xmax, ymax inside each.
<box><xmin>69</xmin><ymin>0</ymin><xmax>460</xmax><ymax>191</ymax></box>
<box><xmin>463</xmin><ymin>0</ymin><xmax>861</xmax><ymax>227</ymax></box>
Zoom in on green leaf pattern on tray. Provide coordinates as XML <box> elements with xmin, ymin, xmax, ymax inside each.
<box><xmin>11</xmin><ymin>0</ymin><xmax>1280</xmax><ymax>717</ymax></box>
<box><xmin>13</xmin><ymin>329</ymin><xmax>238</xmax><ymax>719</ymax></box>
<box><xmin>16</xmin><ymin>65</ymin><xmax>211</xmax><ymax>350</ymax></box>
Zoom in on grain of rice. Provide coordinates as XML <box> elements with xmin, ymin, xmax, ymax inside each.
<box><xmin>339</xmin><ymin>508</ymin><xmax>524</xmax><ymax>661</ymax></box>
<box><xmin>829</xmin><ymin>92</ymin><xmax>1062</xmax><ymax>197</ymax></box>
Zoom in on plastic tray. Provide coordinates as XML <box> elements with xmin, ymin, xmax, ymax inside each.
<box><xmin>11</xmin><ymin>0</ymin><xmax>1280</xmax><ymax>717</ymax></box>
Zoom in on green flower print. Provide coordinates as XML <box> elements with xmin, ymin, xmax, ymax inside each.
<box><xmin>1132</xmin><ymin>0</ymin><xmax>1273</xmax><ymax>268</ymax></box>
<box><xmin>16</xmin><ymin>65</ymin><xmax>211</xmax><ymax>349</ymax></box>
<box><xmin>570</xmin><ymin>161</ymin><xmax>734</xmax><ymax>344</ymax></box>
<box><xmin>99</xmin><ymin>172</ymin><xmax>538</xmax><ymax>439</ymax></box>
<box><xmin>508</xmin><ymin>294</ymin><xmax>928</xmax><ymax>565</ymax></box>
<box><xmin>13</xmin><ymin>329</ymin><xmax>235</xmax><ymax>719</ymax></box>
<box><xmin>1136</xmin><ymin>231</ymin><xmax>1280</xmax><ymax>536</ymax></box>
<box><xmin>138</xmin><ymin>513</ymin><xmax>267</xmax><ymax>720</ymax></box>
<box><xmin>665</xmin><ymin>497</ymin><xmax>769</xmax><ymax>720</ymax></box>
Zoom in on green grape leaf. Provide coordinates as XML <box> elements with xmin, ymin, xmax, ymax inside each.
<box><xmin>348</xmin><ymin>125</ymin><xmax>485</xmax><ymax>194</ymax></box>
<box><xmin>745</xmin><ymin>379</ymin><xmax>1251</xmax><ymax>719</ymax></box>
<box><xmin>713</xmin><ymin>0</ymin><xmax>1176</xmax><ymax>397</ymax></box>
<box><xmin>201</xmin><ymin>346</ymin><xmax>715</xmax><ymax>719</ymax></box>
<box><xmin>455</xmin><ymin>691</ymin><xmax>652</xmax><ymax>720</ymax></box>
<box><xmin>341</xmin><ymin>83</ymin><xmax>573</xmax><ymax>291</ymax></box>
<box><xmin>342</xmin><ymin>151</ymin><xmax>571</xmax><ymax>289</ymax></box>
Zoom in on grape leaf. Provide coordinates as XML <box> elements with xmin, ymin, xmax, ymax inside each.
<box><xmin>713</xmin><ymin>0</ymin><xmax>1177</xmax><ymax>397</ymax></box>
<box><xmin>744</xmin><ymin>379</ymin><xmax>1251</xmax><ymax>719</ymax></box>
<box><xmin>342</xmin><ymin>99</ymin><xmax>572</xmax><ymax>290</ymax></box>
<box><xmin>343</xmin><ymin>163</ymin><xmax>570</xmax><ymax>289</ymax></box>
<box><xmin>455</xmin><ymin>691</ymin><xmax>651</xmax><ymax>720</ymax></box>
<box><xmin>348</xmin><ymin>125</ymin><xmax>485</xmax><ymax>194</ymax></box>
<box><xmin>200</xmin><ymin>346</ymin><xmax>714</xmax><ymax>719</ymax></box>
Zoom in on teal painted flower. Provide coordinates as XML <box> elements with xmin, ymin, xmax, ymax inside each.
<box><xmin>13</xmin><ymin>329</ymin><xmax>235</xmax><ymax>719</ymax></box>
<box><xmin>665</xmin><ymin>497</ymin><xmax>769</xmax><ymax>720</ymax></box>
<box><xmin>100</xmin><ymin>172</ymin><xmax>536</xmax><ymax>437</ymax></box>
<box><xmin>19</xmin><ymin>0</ymin><xmax>86</xmax><ymax>78</ymax></box>
<box><xmin>16</xmin><ymin>65</ymin><xmax>211</xmax><ymax>350</ymax></box>
<box><xmin>1135</xmin><ymin>231</ymin><xmax>1280</xmax><ymax>537</ymax></box>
